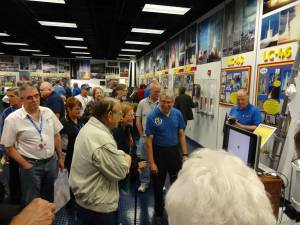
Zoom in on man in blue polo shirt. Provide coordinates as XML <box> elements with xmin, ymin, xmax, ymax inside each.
<box><xmin>229</xmin><ymin>89</ymin><xmax>262</xmax><ymax>132</ymax></box>
<box><xmin>145</xmin><ymin>89</ymin><xmax>188</xmax><ymax>225</ymax></box>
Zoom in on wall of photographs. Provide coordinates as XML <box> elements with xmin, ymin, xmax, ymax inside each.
<box><xmin>137</xmin><ymin>0</ymin><xmax>300</xmax><ymax>150</ymax></box>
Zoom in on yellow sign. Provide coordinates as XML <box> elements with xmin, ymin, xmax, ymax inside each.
<box><xmin>254</xmin><ymin>124</ymin><xmax>277</xmax><ymax>148</ymax></box>
<box><xmin>273</xmin><ymin>80</ymin><xmax>281</xmax><ymax>87</ymax></box>
<box><xmin>227</xmin><ymin>55</ymin><xmax>245</xmax><ymax>67</ymax></box>
<box><xmin>263</xmin><ymin>99</ymin><xmax>280</xmax><ymax>115</ymax></box>
<box><xmin>263</xmin><ymin>46</ymin><xmax>292</xmax><ymax>62</ymax></box>
<box><xmin>0</xmin><ymin>72</ymin><xmax>17</xmax><ymax>76</ymax></box>
<box><xmin>229</xmin><ymin>92</ymin><xmax>238</xmax><ymax>104</ymax></box>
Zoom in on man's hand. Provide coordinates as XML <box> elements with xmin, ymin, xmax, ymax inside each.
<box><xmin>10</xmin><ymin>198</ymin><xmax>55</xmax><ymax>225</ymax></box>
<box><xmin>57</xmin><ymin>158</ymin><xmax>64</xmax><ymax>170</ymax></box>
<box><xmin>182</xmin><ymin>155</ymin><xmax>188</xmax><ymax>162</ymax></box>
<box><xmin>149</xmin><ymin>162</ymin><xmax>159</xmax><ymax>175</ymax></box>
<box><xmin>137</xmin><ymin>161</ymin><xmax>147</xmax><ymax>174</ymax></box>
<box><xmin>22</xmin><ymin>162</ymin><xmax>33</xmax><ymax>169</ymax></box>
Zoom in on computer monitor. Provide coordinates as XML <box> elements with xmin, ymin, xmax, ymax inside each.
<box><xmin>223</xmin><ymin>123</ymin><xmax>261</xmax><ymax>169</ymax></box>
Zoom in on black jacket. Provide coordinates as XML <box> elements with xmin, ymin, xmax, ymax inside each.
<box><xmin>174</xmin><ymin>94</ymin><xmax>195</xmax><ymax>122</ymax></box>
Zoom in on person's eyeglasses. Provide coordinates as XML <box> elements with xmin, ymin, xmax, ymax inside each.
<box><xmin>25</xmin><ymin>94</ymin><xmax>40</xmax><ymax>101</ymax></box>
<box><xmin>113</xmin><ymin>111</ymin><xmax>123</xmax><ymax>116</ymax></box>
<box><xmin>126</xmin><ymin>113</ymin><xmax>135</xmax><ymax>118</ymax></box>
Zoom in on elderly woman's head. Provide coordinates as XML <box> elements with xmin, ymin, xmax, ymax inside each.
<box><xmin>92</xmin><ymin>87</ymin><xmax>104</xmax><ymax>102</ymax></box>
<box><xmin>166</xmin><ymin>148</ymin><xmax>276</xmax><ymax>225</ymax></box>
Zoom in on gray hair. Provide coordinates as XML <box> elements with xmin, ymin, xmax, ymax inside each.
<box><xmin>7</xmin><ymin>87</ymin><xmax>20</xmax><ymax>96</ymax></box>
<box><xmin>159</xmin><ymin>89</ymin><xmax>174</xmax><ymax>101</ymax></box>
<box><xmin>19</xmin><ymin>84</ymin><xmax>38</xmax><ymax>98</ymax></box>
<box><xmin>166</xmin><ymin>148</ymin><xmax>276</xmax><ymax>225</ymax></box>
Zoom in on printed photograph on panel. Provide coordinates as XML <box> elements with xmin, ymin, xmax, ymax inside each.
<box><xmin>140</xmin><ymin>57</ymin><xmax>144</xmax><ymax>75</ymax></box>
<box><xmin>43</xmin><ymin>58</ymin><xmax>57</xmax><ymax>73</ymax></box>
<box><xmin>170</xmin><ymin>38</ymin><xmax>178</xmax><ymax>68</ymax></box>
<box><xmin>260</xmin><ymin>13</ymin><xmax>280</xmax><ymax>48</ymax></box>
<box><xmin>156</xmin><ymin>45</ymin><xmax>165</xmax><ymax>71</ymax></box>
<box><xmin>165</xmin><ymin>42</ymin><xmax>169</xmax><ymax>69</ymax></box>
<box><xmin>58</xmin><ymin>59</ymin><xmax>70</xmax><ymax>73</ymax></box>
<box><xmin>20</xmin><ymin>57</ymin><xmax>29</xmax><ymax>70</ymax></box>
<box><xmin>144</xmin><ymin>54</ymin><xmax>150</xmax><ymax>73</ymax></box>
<box><xmin>222</xmin><ymin>0</ymin><xmax>235</xmax><ymax>57</ymax></box>
<box><xmin>179</xmin><ymin>32</ymin><xmax>186</xmax><ymax>66</ymax></box>
<box><xmin>29</xmin><ymin>57</ymin><xmax>42</xmax><ymax>72</ymax></box>
<box><xmin>208</xmin><ymin>9</ymin><xmax>223</xmax><ymax>62</ymax></box>
<box><xmin>120</xmin><ymin>62</ymin><xmax>129</xmax><ymax>77</ymax></box>
<box><xmin>185</xmin><ymin>24</ymin><xmax>197</xmax><ymax>65</ymax></box>
<box><xmin>263</xmin><ymin>0</ymin><xmax>297</xmax><ymax>14</ymax></box>
<box><xmin>197</xmin><ymin>19</ymin><xmax>209</xmax><ymax>64</ymax></box>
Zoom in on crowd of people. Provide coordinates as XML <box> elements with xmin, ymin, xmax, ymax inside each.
<box><xmin>0</xmin><ymin>78</ymin><xmax>277</xmax><ymax>225</ymax></box>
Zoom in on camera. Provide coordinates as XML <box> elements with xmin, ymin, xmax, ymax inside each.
<box><xmin>228</xmin><ymin>117</ymin><xmax>237</xmax><ymax>125</ymax></box>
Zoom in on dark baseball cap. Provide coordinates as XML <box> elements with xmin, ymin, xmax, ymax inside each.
<box><xmin>81</xmin><ymin>83</ymin><xmax>91</xmax><ymax>89</ymax></box>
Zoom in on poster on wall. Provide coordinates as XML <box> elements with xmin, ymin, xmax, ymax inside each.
<box><xmin>164</xmin><ymin>42</ymin><xmax>169</xmax><ymax>69</ymax></box>
<box><xmin>263</xmin><ymin>0</ymin><xmax>297</xmax><ymax>14</ymax></box>
<box><xmin>261</xmin><ymin>2</ymin><xmax>300</xmax><ymax>48</ymax></box>
<box><xmin>76</xmin><ymin>60</ymin><xmax>91</xmax><ymax>80</ymax></box>
<box><xmin>19</xmin><ymin>70</ymin><xmax>31</xmax><ymax>81</ymax></box>
<box><xmin>120</xmin><ymin>62</ymin><xmax>129</xmax><ymax>77</ymax></box>
<box><xmin>173</xmin><ymin>73</ymin><xmax>194</xmax><ymax>96</ymax></box>
<box><xmin>185</xmin><ymin>24</ymin><xmax>197</xmax><ymax>65</ymax></box>
<box><xmin>156</xmin><ymin>45</ymin><xmax>166</xmax><ymax>71</ymax></box>
<box><xmin>169</xmin><ymin>37</ymin><xmax>179</xmax><ymax>68</ymax></box>
<box><xmin>144</xmin><ymin>54</ymin><xmax>150</xmax><ymax>73</ymax></box>
<box><xmin>0</xmin><ymin>56</ymin><xmax>18</xmax><ymax>72</ymax></box>
<box><xmin>256</xmin><ymin>61</ymin><xmax>293</xmax><ymax>117</ymax></box>
<box><xmin>197</xmin><ymin>9</ymin><xmax>223</xmax><ymax>64</ymax></box>
<box><xmin>140</xmin><ymin>57</ymin><xmax>145</xmax><ymax>75</ymax></box>
<box><xmin>20</xmin><ymin>57</ymin><xmax>29</xmax><ymax>70</ymax></box>
<box><xmin>43</xmin><ymin>58</ymin><xmax>57</xmax><ymax>73</ymax></box>
<box><xmin>90</xmin><ymin>60</ymin><xmax>105</xmax><ymax>79</ymax></box>
<box><xmin>151</xmin><ymin>50</ymin><xmax>156</xmax><ymax>73</ymax></box>
<box><xmin>160</xmin><ymin>75</ymin><xmax>169</xmax><ymax>89</ymax></box>
<box><xmin>223</xmin><ymin>0</ymin><xmax>256</xmax><ymax>56</ymax></box>
<box><xmin>179</xmin><ymin>32</ymin><xmax>186</xmax><ymax>66</ymax></box>
<box><xmin>0</xmin><ymin>75</ymin><xmax>16</xmax><ymax>87</ymax></box>
<box><xmin>29</xmin><ymin>57</ymin><xmax>42</xmax><ymax>72</ymax></box>
<box><xmin>58</xmin><ymin>59</ymin><xmax>70</xmax><ymax>73</ymax></box>
<box><xmin>219</xmin><ymin>66</ymin><xmax>251</xmax><ymax>106</ymax></box>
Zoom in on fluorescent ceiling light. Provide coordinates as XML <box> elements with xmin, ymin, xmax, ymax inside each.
<box><xmin>32</xmin><ymin>54</ymin><xmax>50</xmax><ymax>56</ymax></box>
<box><xmin>119</xmin><ymin>54</ymin><xmax>135</xmax><ymax>57</ymax></box>
<box><xmin>121</xmin><ymin>49</ymin><xmax>142</xmax><ymax>52</ymax></box>
<box><xmin>0</xmin><ymin>52</ymin><xmax>5</xmax><ymax>55</ymax></box>
<box><xmin>55</xmin><ymin>36</ymin><xmax>83</xmax><ymax>41</ymax></box>
<box><xmin>39</xmin><ymin>21</ymin><xmax>77</xmax><ymax>28</ymax></box>
<box><xmin>76</xmin><ymin>56</ymin><xmax>92</xmax><ymax>59</ymax></box>
<box><xmin>0</xmin><ymin>33</ymin><xmax>10</xmax><ymax>36</ymax></box>
<box><xmin>71</xmin><ymin>51</ymin><xmax>90</xmax><ymax>55</ymax></box>
<box><xmin>65</xmin><ymin>45</ymin><xmax>87</xmax><ymax>49</ymax></box>
<box><xmin>131</xmin><ymin>28</ymin><xmax>164</xmax><ymax>34</ymax></box>
<box><xmin>1</xmin><ymin>42</ymin><xmax>28</xmax><ymax>46</ymax></box>
<box><xmin>26</xmin><ymin>0</ymin><xmax>65</xmax><ymax>4</ymax></box>
<box><xmin>19</xmin><ymin>49</ymin><xmax>41</xmax><ymax>52</ymax></box>
<box><xmin>125</xmin><ymin>41</ymin><xmax>151</xmax><ymax>45</ymax></box>
<box><xmin>142</xmin><ymin>4</ymin><xmax>191</xmax><ymax>15</ymax></box>
<box><xmin>117</xmin><ymin>57</ymin><xmax>130</xmax><ymax>61</ymax></box>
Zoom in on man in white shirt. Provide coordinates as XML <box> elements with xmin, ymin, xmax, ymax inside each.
<box><xmin>75</xmin><ymin>83</ymin><xmax>92</xmax><ymax>116</ymax></box>
<box><xmin>0</xmin><ymin>84</ymin><xmax>64</xmax><ymax>206</ymax></box>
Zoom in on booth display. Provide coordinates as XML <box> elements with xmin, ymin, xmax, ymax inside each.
<box><xmin>173</xmin><ymin>72</ymin><xmax>194</xmax><ymax>96</ymax></box>
<box><xmin>219</xmin><ymin>66</ymin><xmax>251</xmax><ymax>106</ymax></box>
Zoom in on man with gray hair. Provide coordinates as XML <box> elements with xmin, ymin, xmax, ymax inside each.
<box><xmin>0</xmin><ymin>84</ymin><xmax>64</xmax><ymax>206</ymax></box>
<box><xmin>166</xmin><ymin>148</ymin><xmax>276</xmax><ymax>225</ymax></box>
<box><xmin>136</xmin><ymin>83</ymin><xmax>161</xmax><ymax>192</ymax></box>
<box><xmin>145</xmin><ymin>89</ymin><xmax>188</xmax><ymax>225</ymax></box>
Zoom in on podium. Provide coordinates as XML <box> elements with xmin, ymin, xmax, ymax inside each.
<box><xmin>259</xmin><ymin>175</ymin><xmax>283</xmax><ymax>219</ymax></box>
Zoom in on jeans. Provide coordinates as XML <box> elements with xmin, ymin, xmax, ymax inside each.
<box><xmin>19</xmin><ymin>156</ymin><xmax>57</xmax><ymax>206</ymax></box>
<box><xmin>76</xmin><ymin>203</ymin><xmax>117</xmax><ymax>225</ymax></box>
<box><xmin>137</xmin><ymin>137</ymin><xmax>150</xmax><ymax>185</ymax></box>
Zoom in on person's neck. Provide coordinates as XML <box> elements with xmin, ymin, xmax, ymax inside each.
<box><xmin>26</xmin><ymin>107</ymin><xmax>40</xmax><ymax>120</ymax></box>
<box><xmin>149</xmin><ymin>97</ymin><xmax>157</xmax><ymax>102</ymax></box>
<box><xmin>81</xmin><ymin>94</ymin><xmax>87</xmax><ymax>98</ymax></box>
<box><xmin>69</xmin><ymin>115</ymin><xmax>78</xmax><ymax>124</ymax></box>
<box><xmin>160</xmin><ymin>107</ymin><xmax>171</xmax><ymax>116</ymax></box>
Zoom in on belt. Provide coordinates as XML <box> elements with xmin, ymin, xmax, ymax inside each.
<box><xmin>23</xmin><ymin>155</ymin><xmax>54</xmax><ymax>163</ymax></box>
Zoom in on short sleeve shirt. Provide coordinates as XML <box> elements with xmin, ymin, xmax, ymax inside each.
<box><xmin>136</xmin><ymin>97</ymin><xmax>158</xmax><ymax>135</ymax></box>
<box><xmin>0</xmin><ymin>106</ymin><xmax>63</xmax><ymax>159</ymax></box>
<box><xmin>229</xmin><ymin>103</ymin><xmax>262</xmax><ymax>126</ymax></box>
<box><xmin>145</xmin><ymin>107</ymin><xmax>185</xmax><ymax>146</ymax></box>
<box><xmin>45</xmin><ymin>91</ymin><xmax>65</xmax><ymax>119</ymax></box>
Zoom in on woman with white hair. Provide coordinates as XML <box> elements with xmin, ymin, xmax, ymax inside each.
<box><xmin>165</xmin><ymin>148</ymin><xmax>276</xmax><ymax>225</ymax></box>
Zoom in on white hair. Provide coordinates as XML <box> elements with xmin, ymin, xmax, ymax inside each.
<box><xmin>159</xmin><ymin>89</ymin><xmax>174</xmax><ymax>101</ymax></box>
<box><xmin>165</xmin><ymin>148</ymin><xmax>276</xmax><ymax>225</ymax></box>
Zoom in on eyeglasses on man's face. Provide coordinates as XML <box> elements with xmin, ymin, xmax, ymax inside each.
<box><xmin>25</xmin><ymin>93</ymin><xmax>40</xmax><ymax>101</ymax></box>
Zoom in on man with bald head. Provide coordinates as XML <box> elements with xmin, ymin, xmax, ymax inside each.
<box><xmin>40</xmin><ymin>82</ymin><xmax>65</xmax><ymax>120</ymax></box>
<box><xmin>229</xmin><ymin>89</ymin><xmax>262</xmax><ymax>132</ymax></box>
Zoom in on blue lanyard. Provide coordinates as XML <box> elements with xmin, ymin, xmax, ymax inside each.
<box><xmin>27</xmin><ymin>114</ymin><xmax>43</xmax><ymax>141</ymax></box>
<box><xmin>74</xmin><ymin>123</ymin><xmax>83</xmax><ymax>133</ymax></box>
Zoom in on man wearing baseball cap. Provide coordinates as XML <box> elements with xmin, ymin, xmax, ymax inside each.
<box><xmin>75</xmin><ymin>84</ymin><xmax>92</xmax><ymax>116</ymax></box>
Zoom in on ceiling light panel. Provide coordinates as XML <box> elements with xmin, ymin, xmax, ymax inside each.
<box><xmin>32</xmin><ymin>54</ymin><xmax>50</xmax><ymax>56</ymax></box>
<box><xmin>0</xmin><ymin>52</ymin><xmax>5</xmax><ymax>55</ymax></box>
<box><xmin>117</xmin><ymin>58</ymin><xmax>130</xmax><ymax>61</ymax></box>
<box><xmin>0</xmin><ymin>33</ymin><xmax>10</xmax><ymax>36</ymax></box>
<box><xmin>125</xmin><ymin>41</ymin><xmax>151</xmax><ymax>45</ymax></box>
<box><xmin>55</xmin><ymin>36</ymin><xmax>83</xmax><ymax>41</ymax></box>
<box><xmin>121</xmin><ymin>49</ymin><xmax>142</xmax><ymax>52</ymax></box>
<box><xmin>19</xmin><ymin>49</ymin><xmax>41</xmax><ymax>52</ymax></box>
<box><xmin>26</xmin><ymin>0</ymin><xmax>65</xmax><ymax>4</ymax></box>
<box><xmin>1</xmin><ymin>42</ymin><xmax>29</xmax><ymax>46</ymax></box>
<box><xmin>131</xmin><ymin>28</ymin><xmax>164</xmax><ymax>34</ymax></box>
<box><xmin>65</xmin><ymin>45</ymin><xmax>87</xmax><ymax>49</ymax></box>
<box><xmin>142</xmin><ymin>4</ymin><xmax>191</xmax><ymax>15</ymax></box>
<box><xmin>76</xmin><ymin>56</ymin><xmax>92</xmax><ymax>59</ymax></box>
<box><xmin>71</xmin><ymin>52</ymin><xmax>90</xmax><ymax>55</ymax></box>
<box><xmin>119</xmin><ymin>54</ymin><xmax>135</xmax><ymax>57</ymax></box>
<box><xmin>39</xmin><ymin>21</ymin><xmax>77</xmax><ymax>28</ymax></box>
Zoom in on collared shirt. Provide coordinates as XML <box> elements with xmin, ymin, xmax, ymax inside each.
<box><xmin>229</xmin><ymin>103</ymin><xmax>262</xmax><ymax>126</ymax></box>
<box><xmin>136</xmin><ymin>97</ymin><xmax>159</xmax><ymax>135</ymax></box>
<box><xmin>0</xmin><ymin>106</ymin><xmax>63</xmax><ymax>159</ymax></box>
<box><xmin>145</xmin><ymin>107</ymin><xmax>185</xmax><ymax>147</ymax></box>
<box><xmin>0</xmin><ymin>106</ymin><xmax>17</xmax><ymax>154</ymax></box>
<box><xmin>75</xmin><ymin>94</ymin><xmax>92</xmax><ymax>116</ymax></box>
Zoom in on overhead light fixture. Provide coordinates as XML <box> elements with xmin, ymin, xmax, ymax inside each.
<box><xmin>76</xmin><ymin>56</ymin><xmax>92</xmax><ymax>59</ymax></box>
<box><xmin>119</xmin><ymin>54</ymin><xmax>135</xmax><ymax>57</ymax></box>
<box><xmin>0</xmin><ymin>52</ymin><xmax>5</xmax><ymax>55</ymax></box>
<box><xmin>0</xmin><ymin>33</ymin><xmax>10</xmax><ymax>36</ymax></box>
<box><xmin>71</xmin><ymin>51</ymin><xmax>90</xmax><ymax>55</ymax></box>
<box><xmin>142</xmin><ymin>4</ymin><xmax>191</xmax><ymax>15</ymax></box>
<box><xmin>125</xmin><ymin>41</ymin><xmax>151</xmax><ymax>45</ymax></box>
<box><xmin>55</xmin><ymin>36</ymin><xmax>84</xmax><ymax>41</ymax></box>
<box><xmin>32</xmin><ymin>54</ymin><xmax>50</xmax><ymax>56</ymax></box>
<box><xmin>39</xmin><ymin>21</ymin><xmax>77</xmax><ymax>28</ymax></box>
<box><xmin>131</xmin><ymin>28</ymin><xmax>164</xmax><ymax>34</ymax></box>
<box><xmin>26</xmin><ymin>0</ymin><xmax>65</xmax><ymax>4</ymax></box>
<box><xmin>19</xmin><ymin>49</ymin><xmax>41</xmax><ymax>52</ymax></box>
<box><xmin>1</xmin><ymin>42</ymin><xmax>29</xmax><ymax>46</ymax></box>
<box><xmin>117</xmin><ymin>57</ymin><xmax>130</xmax><ymax>61</ymax></box>
<box><xmin>121</xmin><ymin>49</ymin><xmax>142</xmax><ymax>52</ymax></box>
<box><xmin>65</xmin><ymin>45</ymin><xmax>87</xmax><ymax>49</ymax></box>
